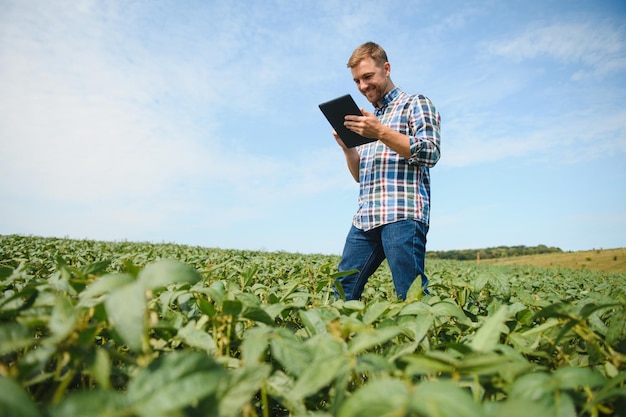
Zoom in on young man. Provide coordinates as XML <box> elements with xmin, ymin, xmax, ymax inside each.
<box><xmin>333</xmin><ymin>42</ymin><xmax>441</xmax><ymax>300</ymax></box>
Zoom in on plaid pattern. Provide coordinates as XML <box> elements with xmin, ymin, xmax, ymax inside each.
<box><xmin>353</xmin><ymin>87</ymin><xmax>441</xmax><ymax>231</ymax></box>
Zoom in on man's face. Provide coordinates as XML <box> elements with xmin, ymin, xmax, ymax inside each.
<box><xmin>350</xmin><ymin>57</ymin><xmax>391</xmax><ymax>108</ymax></box>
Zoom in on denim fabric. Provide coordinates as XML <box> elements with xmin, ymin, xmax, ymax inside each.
<box><xmin>337</xmin><ymin>219</ymin><xmax>429</xmax><ymax>300</ymax></box>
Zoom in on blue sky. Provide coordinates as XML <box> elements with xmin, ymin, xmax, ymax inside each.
<box><xmin>1</xmin><ymin>0</ymin><xmax>625</xmax><ymax>254</ymax></box>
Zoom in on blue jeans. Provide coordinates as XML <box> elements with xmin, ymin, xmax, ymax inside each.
<box><xmin>337</xmin><ymin>219</ymin><xmax>429</xmax><ymax>300</ymax></box>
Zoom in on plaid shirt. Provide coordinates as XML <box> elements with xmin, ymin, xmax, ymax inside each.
<box><xmin>354</xmin><ymin>87</ymin><xmax>441</xmax><ymax>231</ymax></box>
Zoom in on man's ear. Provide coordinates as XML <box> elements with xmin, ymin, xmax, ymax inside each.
<box><xmin>384</xmin><ymin>61</ymin><xmax>391</xmax><ymax>77</ymax></box>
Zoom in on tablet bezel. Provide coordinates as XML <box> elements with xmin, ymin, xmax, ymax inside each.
<box><xmin>318</xmin><ymin>94</ymin><xmax>377</xmax><ymax>148</ymax></box>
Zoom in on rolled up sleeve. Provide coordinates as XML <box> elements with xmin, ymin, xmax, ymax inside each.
<box><xmin>408</xmin><ymin>96</ymin><xmax>441</xmax><ymax>167</ymax></box>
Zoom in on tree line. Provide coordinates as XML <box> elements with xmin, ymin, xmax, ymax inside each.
<box><xmin>427</xmin><ymin>245</ymin><xmax>563</xmax><ymax>261</ymax></box>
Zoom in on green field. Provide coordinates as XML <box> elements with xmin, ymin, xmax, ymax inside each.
<box><xmin>481</xmin><ymin>248</ymin><xmax>626</xmax><ymax>274</ymax></box>
<box><xmin>1</xmin><ymin>235</ymin><xmax>626</xmax><ymax>417</ymax></box>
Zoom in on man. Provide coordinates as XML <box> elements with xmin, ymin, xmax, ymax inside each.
<box><xmin>333</xmin><ymin>41</ymin><xmax>441</xmax><ymax>300</ymax></box>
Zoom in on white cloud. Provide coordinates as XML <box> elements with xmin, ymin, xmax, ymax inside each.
<box><xmin>432</xmin><ymin>16</ymin><xmax>626</xmax><ymax>168</ymax></box>
<box><xmin>485</xmin><ymin>20</ymin><xmax>626</xmax><ymax>78</ymax></box>
<box><xmin>0</xmin><ymin>2</ymin><xmax>335</xmax><ymax>241</ymax></box>
<box><xmin>441</xmin><ymin>106</ymin><xmax>626</xmax><ymax>167</ymax></box>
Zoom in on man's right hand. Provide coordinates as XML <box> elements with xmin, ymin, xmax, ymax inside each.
<box><xmin>333</xmin><ymin>130</ymin><xmax>360</xmax><ymax>182</ymax></box>
<box><xmin>333</xmin><ymin>130</ymin><xmax>349</xmax><ymax>151</ymax></box>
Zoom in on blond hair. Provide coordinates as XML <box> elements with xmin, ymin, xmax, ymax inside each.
<box><xmin>347</xmin><ymin>42</ymin><xmax>389</xmax><ymax>68</ymax></box>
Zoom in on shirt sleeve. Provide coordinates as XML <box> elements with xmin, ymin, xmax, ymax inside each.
<box><xmin>407</xmin><ymin>95</ymin><xmax>441</xmax><ymax>167</ymax></box>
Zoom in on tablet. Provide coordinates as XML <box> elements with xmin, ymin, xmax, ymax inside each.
<box><xmin>318</xmin><ymin>94</ymin><xmax>377</xmax><ymax>148</ymax></box>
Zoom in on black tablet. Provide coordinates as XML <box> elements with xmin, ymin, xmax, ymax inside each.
<box><xmin>318</xmin><ymin>94</ymin><xmax>377</xmax><ymax>148</ymax></box>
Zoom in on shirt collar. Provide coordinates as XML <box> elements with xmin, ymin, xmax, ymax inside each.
<box><xmin>374</xmin><ymin>87</ymin><xmax>401</xmax><ymax>115</ymax></box>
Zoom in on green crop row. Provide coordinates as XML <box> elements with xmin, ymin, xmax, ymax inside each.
<box><xmin>1</xmin><ymin>235</ymin><xmax>626</xmax><ymax>417</ymax></box>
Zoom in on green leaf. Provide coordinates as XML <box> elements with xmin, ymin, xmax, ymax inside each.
<box><xmin>290</xmin><ymin>336</ymin><xmax>348</xmax><ymax>400</ymax></box>
<box><xmin>456</xmin><ymin>351</ymin><xmax>531</xmax><ymax>376</ymax></box>
<box><xmin>517</xmin><ymin>317</ymin><xmax>560</xmax><ymax>337</ymax></box>
<box><xmin>337</xmin><ymin>378</ymin><xmax>410</xmax><ymax>417</ymax></box>
<box><xmin>217</xmin><ymin>364</ymin><xmax>271</xmax><ymax>417</ymax></box>
<box><xmin>239</xmin><ymin>266</ymin><xmax>258</xmax><ymax>288</ymax></box>
<box><xmin>400</xmin><ymin>301</ymin><xmax>432</xmax><ymax>316</ymax></box>
<box><xmin>355</xmin><ymin>353</ymin><xmax>396</xmax><ymax>373</ymax></box>
<box><xmin>591</xmin><ymin>377</ymin><xmax>626</xmax><ymax>408</ymax></box>
<box><xmin>486</xmin><ymin>399</ymin><xmax>555</xmax><ymax>417</ymax></box>
<box><xmin>264</xmin><ymin>301</ymin><xmax>287</xmax><ymax>319</ymax></box>
<box><xmin>470</xmin><ymin>305</ymin><xmax>509</xmax><ymax>353</ymax></box>
<box><xmin>406</xmin><ymin>313</ymin><xmax>434</xmax><ymax>343</ymax></box>
<box><xmin>265</xmin><ymin>371</ymin><xmax>304</xmax><ymax>414</ymax></box>
<box><xmin>291</xmin><ymin>354</ymin><xmax>348</xmax><ymax>401</ymax></box>
<box><xmin>0</xmin><ymin>376</ymin><xmax>42</xmax><ymax>417</ymax></box>
<box><xmin>104</xmin><ymin>281</ymin><xmax>146</xmax><ymax>352</ymax></box>
<box><xmin>80</xmin><ymin>260</ymin><xmax>111</xmax><ymax>277</ymax></box>
<box><xmin>0</xmin><ymin>266</ymin><xmax>13</xmax><ymax>281</ymax></box>
<box><xmin>78</xmin><ymin>273</ymin><xmax>134</xmax><ymax>307</ymax></box>
<box><xmin>47</xmin><ymin>390</ymin><xmax>126</xmax><ymax>417</ymax></box>
<box><xmin>553</xmin><ymin>366</ymin><xmax>605</xmax><ymax>390</ymax></box>
<box><xmin>406</xmin><ymin>277</ymin><xmax>425</xmax><ymax>302</ymax></box>
<box><xmin>509</xmin><ymin>373</ymin><xmax>553</xmax><ymax>401</ymax></box>
<box><xmin>205</xmin><ymin>280</ymin><xmax>226</xmax><ymax>305</ymax></box>
<box><xmin>299</xmin><ymin>308</ymin><xmax>328</xmax><ymax>336</ymax></box>
<box><xmin>0</xmin><ymin>286</ymin><xmax>38</xmax><ymax>318</ymax></box>
<box><xmin>348</xmin><ymin>326</ymin><xmax>402</xmax><ymax>354</ymax></box>
<box><xmin>533</xmin><ymin>302</ymin><xmax>573</xmax><ymax>320</ymax></box>
<box><xmin>86</xmin><ymin>348</ymin><xmax>111</xmax><ymax>390</ymax></box>
<box><xmin>222</xmin><ymin>299</ymin><xmax>243</xmax><ymax>317</ymax></box>
<box><xmin>409</xmin><ymin>380</ymin><xmax>487</xmax><ymax>417</ymax></box>
<box><xmin>578</xmin><ymin>302</ymin><xmax>620</xmax><ymax>319</ymax></box>
<box><xmin>177</xmin><ymin>320</ymin><xmax>217</xmax><ymax>353</ymax></box>
<box><xmin>343</xmin><ymin>300</ymin><xmax>365</xmax><ymax>311</ymax></box>
<box><xmin>242</xmin><ymin>305</ymin><xmax>275</xmax><ymax>325</ymax></box>
<box><xmin>362</xmin><ymin>300</ymin><xmax>389</xmax><ymax>324</ymax></box>
<box><xmin>137</xmin><ymin>259</ymin><xmax>201</xmax><ymax>290</ymax></box>
<box><xmin>333</xmin><ymin>279</ymin><xmax>346</xmax><ymax>300</ymax></box>
<box><xmin>241</xmin><ymin>326</ymin><xmax>271</xmax><ymax>364</ymax></box>
<box><xmin>473</xmin><ymin>273</ymin><xmax>490</xmax><ymax>293</ymax></box>
<box><xmin>431</xmin><ymin>300</ymin><xmax>468</xmax><ymax>319</ymax></box>
<box><xmin>0</xmin><ymin>323</ymin><xmax>35</xmax><ymax>355</ymax></box>
<box><xmin>48</xmin><ymin>294</ymin><xmax>78</xmax><ymax>343</ymax></box>
<box><xmin>515</xmin><ymin>308</ymin><xmax>534</xmax><ymax>326</ymax></box>
<box><xmin>551</xmin><ymin>392</ymin><xmax>577</xmax><ymax>417</ymax></box>
<box><xmin>128</xmin><ymin>352</ymin><xmax>226</xmax><ymax>416</ymax></box>
<box><xmin>195</xmin><ymin>297</ymin><xmax>217</xmax><ymax>317</ymax></box>
<box><xmin>269</xmin><ymin>329</ymin><xmax>312</xmax><ymax>377</ymax></box>
<box><xmin>402</xmin><ymin>352</ymin><xmax>457</xmax><ymax>376</ymax></box>
<box><xmin>606</xmin><ymin>308</ymin><xmax>626</xmax><ymax>346</ymax></box>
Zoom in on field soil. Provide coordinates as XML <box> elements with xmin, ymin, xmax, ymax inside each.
<box><xmin>480</xmin><ymin>247</ymin><xmax>626</xmax><ymax>273</ymax></box>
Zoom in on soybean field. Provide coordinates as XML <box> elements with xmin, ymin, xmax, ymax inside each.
<box><xmin>1</xmin><ymin>235</ymin><xmax>625</xmax><ymax>417</ymax></box>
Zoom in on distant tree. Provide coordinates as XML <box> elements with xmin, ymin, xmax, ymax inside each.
<box><xmin>427</xmin><ymin>245</ymin><xmax>562</xmax><ymax>261</ymax></box>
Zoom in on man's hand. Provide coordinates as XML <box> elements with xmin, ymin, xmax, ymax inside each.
<box><xmin>332</xmin><ymin>130</ymin><xmax>349</xmax><ymax>150</ymax></box>
<box><xmin>345</xmin><ymin>108</ymin><xmax>412</xmax><ymax>158</ymax></box>
<box><xmin>332</xmin><ymin>130</ymin><xmax>360</xmax><ymax>182</ymax></box>
<box><xmin>343</xmin><ymin>109</ymin><xmax>380</xmax><ymax>139</ymax></box>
